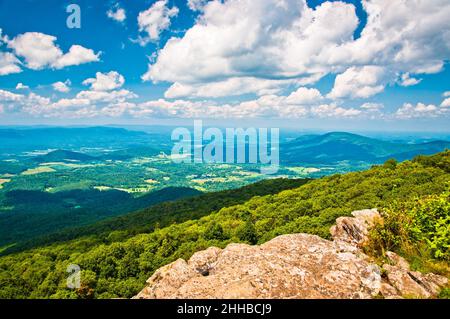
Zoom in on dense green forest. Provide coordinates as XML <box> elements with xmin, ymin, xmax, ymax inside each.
<box><xmin>4</xmin><ymin>178</ymin><xmax>310</xmax><ymax>254</ymax></box>
<box><xmin>0</xmin><ymin>187</ymin><xmax>201</xmax><ymax>247</ymax></box>
<box><xmin>0</xmin><ymin>151</ymin><xmax>448</xmax><ymax>299</ymax></box>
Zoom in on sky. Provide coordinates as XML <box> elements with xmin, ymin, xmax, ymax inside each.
<box><xmin>0</xmin><ymin>0</ymin><xmax>449</xmax><ymax>131</ymax></box>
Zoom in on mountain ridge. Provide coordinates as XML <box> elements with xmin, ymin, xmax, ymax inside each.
<box><xmin>282</xmin><ymin>132</ymin><xmax>450</xmax><ymax>164</ymax></box>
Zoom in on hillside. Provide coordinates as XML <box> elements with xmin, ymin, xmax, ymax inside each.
<box><xmin>3</xmin><ymin>178</ymin><xmax>310</xmax><ymax>254</ymax></box>
<box><xmin>33</xmin><ymin>150</ymin><xmax>96</xmax><ymax>163</ymax></box>
<box><xmin>281</xmin><ymin>132</ymin><xmax>450</xmax><ymax>164</ymax></box>
<box><xmin>0</xmin><ymin>151</ymin><xmax>448</xmax><ymax>299</ymax></box>
<box><xmin>0</xmin><ymin>187</ymin><xmax>201</xmax><ymax>248</ymax></box>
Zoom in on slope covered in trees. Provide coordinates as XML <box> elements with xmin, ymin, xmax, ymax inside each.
<box><xmin>4</xmin><ymin>178</ymin><xmax>309</xmax><ymax>254</ymax></box>
<box><xmin>0</xmin><ymin>151</ymin><xmax>448</xmax><ymax>299</ymax></box>
<box><xmin>0</xmin><ymin>187</ymin><xmax>202</xmax><ymax>248</ymax></box>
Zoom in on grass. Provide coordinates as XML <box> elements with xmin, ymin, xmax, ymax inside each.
<box><xmin>21</xmin><ymin>166</ymin><xmax>56</xmax><ymax>175</ymax></box>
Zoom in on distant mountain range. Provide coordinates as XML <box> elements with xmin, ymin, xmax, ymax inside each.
<box><xmin>1</xmin><ymin>127</ymin><xmax>449</xmax><ymax>165</ymax></box>
<box><xmin>26</xmin><ymin>131</ymin><xmax>450</xmax><ymax>165</ymax></box>
<box><xmin>33</xmin><ymin>150</ymin><xmax>96</xmax><ymax>163</ymax></box>
<box><xmin>33</xmin><ymin>147</ymin><xmax>161</xmax><ymax>163</ymax></box>
<box><xmin>0</xmin><ymin>127</ymin><xmax>156</xmax><ymax>155</ymax></box>
<box><xmin>281</xmin><ymin>132</ymin><xmax>450</xmax><ymax>164</ymax></box>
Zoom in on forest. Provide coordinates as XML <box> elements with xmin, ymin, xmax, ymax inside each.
<box><xmin>0</xmin><ymin>151</ymin><xmax>448</xmax><ymax>299</ymax></box>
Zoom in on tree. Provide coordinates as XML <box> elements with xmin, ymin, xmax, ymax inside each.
<box><xmin>204</xmin><ymin>223</ymin><xmax>227</xmax><ymax>241</ymax></box>
<box><xmin>237</xmin><ymin>220</ymin><xmax>258</xmax><ymax>244</ymax></box>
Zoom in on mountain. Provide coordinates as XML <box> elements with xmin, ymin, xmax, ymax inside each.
<box><xmin>100</xmin><ymin>146</ymin><xmax>162</xmax><ymax>161</ymax></box>
<box><xmin>0</xmin><ymin>127</ymin><xmax>153</xmax><ymax>154</ymax></box>
<box><xmin>33</xmin><ymin>150</ymin><xmax>96</xmax><ymax>163</ymax></box>
<box><xmin>0</xmin><ymin>151</ymin><xmax>448</xmax><ymax>298</ymax></box>
<box><xmin>281</xmin><ymin>132</ymin><xmax>450</xmax><ymax>164</ymax></box>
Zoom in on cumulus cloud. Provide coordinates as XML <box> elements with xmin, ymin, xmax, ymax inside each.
<box><xmin>137</xmin><ymin>0</ymin><xmax>179</xmax><ymax>45</ymax></box>
<box><xmin>142</xmin><ymin>0</ymin><xmax>450</xmax><ymax>99</ymax></box>
<box><xmin>15</xmin><ymin>83</ymin><xmax>29</xmax><ymax>90</ymax></box>
<box><xmin>328</xmin><ymin>66</ymin><xmax>387</xmax><ymax>99</ymax></box>
<box><xmin>52</xmin><ymin>80</ymin><xmax>71</xmax><ymax>93</ymax></box>
<box><xmin>0</xmin><ymin>89</ymin><xmax>24</xmax><ymax>102</ymax></box>
<box><xmin>285</xmin><ymin>87</ymin><xmax>323</xmax><ymax>105</ymax></box>
<box><xmin>82</xmin><ymin>71</ymin><xmax>125</xmax><ymax>91</ymax></box>
<box><xmin>144</xmin><ymin>0</ymin><xmax>356</xmax><ymax>85</ymax></box>
<box><xmin>107</xmin><ymin>5</ymin><xmax>126</xmax><ymax>22</ymax></box>
<box><xmin>441</xmin><ymin>98</ymin><xmax>450</xmax><ymax>108</ymax></box>
<box><xmin>52</xmin><ymin>45</ymin><xmax>100</xmax><ymax>69</ymax></box>
<box><xmin>0</xmin><ymin>52</ymin><xmax>22</xmax><ymax>75</ymax></box>
<box><xmin>6</xmin><ymin>32</ymin><xmax>100</xmax><ymax>70</ymax></box>
<box><xmin>311</xmin><ymin>103</ymin><xmax>362</xmax><ymax>118</ymax></box>
<box><xmin>125</xmin><ymin>95</ymin><xmax>360</xmax><ymax>120</ymax></box>
<box><xmin>76</xmin><ymin>89</ymin><xmax>137</xmax><ymax>103</ymax></box>
<box><xmin>441</xmin><ymin>91</ymin><xmax>450</xmax><ymax>107</ymax></box>
<box><xmin>163</xmin><ymin>77</ymin><xmax>318</xmax><ymax>99</ymax></box>
<box><xmin>395</xmin><ymin>102</ymin><xmax>447</xmax><ymax>119</ymax></box>
<box><xmin>2</xmin><ymin>70</ymin><xmax>137</xmax><ymax>117</ymax></box>
<box><xmin>187</xmin><ymin>0</ymin><xmax>210</xmax><ymax>11</ymax></box>
<box><xmin>360</xmin><ymin>102</ymin><xmax>384</xmax><ymax>110</ymax></box>
<box><xmin>398</xmin><ymin>73</ymin><xmax>422</xmax><ymax>87</ymax></box>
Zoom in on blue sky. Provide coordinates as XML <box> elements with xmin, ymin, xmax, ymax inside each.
<box><xmin>0</xmin><ymin>0</ymin><xmax>449</xmax><ymax>131</ymax></box>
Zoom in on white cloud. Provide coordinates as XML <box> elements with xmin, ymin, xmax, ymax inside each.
<box><xmin>124</xmin><ymin>94</ymin><xmax>363</xmax><ymax>120</ymax></box>
<box><xmin>285</xmin><ymin>87</ymin><xmax>323</xmax><ymax>105</ymax></box>
<box><xmin>101</xmin><ymin>102</ymin><xmax>136</xmax><ymax>117</ymax></box>
<box><xmin>52</xmin><ymin>45</ymin><xmax>100</xmax><ymax>69</ymax></box>
<box><xmin>0</xmin><ymin>52</ymin><xmax>22</xmax><ymax>75</ymax></box>
<box><xmin>164</xmin><ymin>77</ymin><xmax>310</xmax><ymax>99</ymax></box>
<box><xmin>311</xmin><ymin>103</ymin><xmax>362</xmax><ymax>118</ymax></box>
<box><xmin>137</xmin><ymin>0</ymin><xmax>179</xmax><ymax>45</ymax></box>
<box><xmin>395</xmin><ymin>102</ymin><xmax>448</xmax><ymax>119</ymax></box>
<box><xmin>82</xmin><ymin>71</ymin><xmax>125</xmax><ymax>91</ymax></box>
<box><xmin>6</xmin><ymin>32</ymin><xmax>99</xmax><ymax>70</ymax></box>
<box><xmin>443</xmin><ymin>91</ymin><xmax>450</xmax><ymax>97</ymax></box>
<box><xmin>441</xmin><ymin>98</ymin><xmax>450</xmax><ymax>108</ymax></box>
<box><xmin>328</xmin><ymin>66</ymin><xmax>387</xmax><ymax>99</ymax></box>
<box><xmin>107</xmin><ymin>6</ymin><xmax>126</xmax><ymax>22</ymax></box>
<box><xmin>15</xmin><ymin>83</ymin><xmax>29</xmax><ymax>90</ymax></box>
<box><xmin>398</xmin><ymin>73</ymin><xmax>421</xmax><ymax>87</ymax></box>
<box><xmin>187</xmin><ymin>0</ymin><xmax>210</xmax><ymax>11</ymax></box>
<box><xmin>145</xmin><ymin>0</ymin><xmax>356</xmax><ymax>86</ymax></box>
<box><xmin>52</xmin><ymin>80</ymin><xmax>71</xmax><ymax>93</ymax></box>
<box><xmin>50</xmin><ymin>98</ymin><xmax>90</xmax><ymax>109</ymax></box>
<box><xmin>76</xmin><ymin>89</ymin><xmax>137</xmax><ymax>103</ymax></box>
<box><xmin>0</xmin><ymin>89</ymin><xmax>24</xmax><ymax>101</ymax></box>
<box><xmin>360</xmin><ymin>102</ymin><xmax>384</xmax><ymax>110</ymax></box>
<box><xmin>0</xmin><ymin>84</ymin><xmax>140</xmax><ymax>118</ymax></box>
<box><xmin>143</xmin><ymin>0</ymin><xmax>450</xmax><ymax>99</ymax></box>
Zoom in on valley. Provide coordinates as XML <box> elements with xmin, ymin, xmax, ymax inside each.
<box><xmin>0</xmin><ymin>126</ymin><xmax>449</xmax><ymax>249</ymax></box>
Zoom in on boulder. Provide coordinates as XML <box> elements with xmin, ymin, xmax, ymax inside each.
<box><xmin>134</xmin><ymin>208</ymin><xmax>448</xmax><ymax>299</ymax></box>
<box><xmin>330</xmin><ymin>208</ymin><xmax>381</xmax><ymax>247</ymax></box>
<box><xmin>135</xmin><ymin>233</ymin><xmax>383</xmax><ymax>299</ymax></box>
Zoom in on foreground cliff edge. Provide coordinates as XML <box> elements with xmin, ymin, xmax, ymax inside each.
<box><xmin>134</xmin><ymin>209</ymin><xmax>448</xmax><ymax>299</ymax></box>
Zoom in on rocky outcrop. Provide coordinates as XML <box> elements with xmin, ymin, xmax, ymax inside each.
<box><xmin>134</xmin><ymin>209</ymin><xmax>448</xmax><ymax>299</ymax></box>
